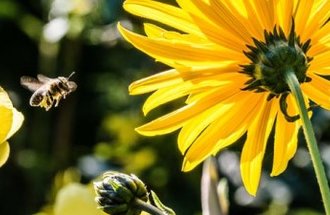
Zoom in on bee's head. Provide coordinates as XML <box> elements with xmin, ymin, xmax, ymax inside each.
<box><xmin>59</xmin><ymin>72</ymin><xmax>77</xmax><ymax>92</ymax></box>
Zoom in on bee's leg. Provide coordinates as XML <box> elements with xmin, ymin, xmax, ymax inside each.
<box><xmin>54</xmin><ymin>97</ymin><xmax>61</xmax><ymax>107</ymax></box>
<box><xmin>49</xmin><ymin>94</ymin><xmax>55</xmax><ymax>107</ymax></box>
<box><xmin>62</xmin><ymin>91</ymin><xmax>67</xmax><ymax>99</ymax></box>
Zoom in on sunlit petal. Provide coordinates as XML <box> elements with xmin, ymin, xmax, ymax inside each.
<box><xmin>302</xmin><ymin>73</ymin><xmax>330</xmax><ymax>110</ymax></box>
<box><xmin>241</xmin><ymin>98</ymin><xmax>277</xmax><ymax>195</ymax></box>
<box><xmin>181</xmin><ymin>92</ymin><xmax>265</xmax><ymax>171</ymax></box>
<box><xmin>271</xmin><ymin>96</ymin><xmax>300</xmax><ymax>176</ymax></box>
<box><xmin>124</xmin><ymin>0</ymin><xmax>202</xmax><ymax>36</ymax></box>
<box><xmin>118</xmin><ymin>23</ymin><xmax>241</xmax><ymax>67</ymax></box>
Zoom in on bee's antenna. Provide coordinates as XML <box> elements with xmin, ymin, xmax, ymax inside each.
<box><xmin>68</xmin><ymin>71</ymin><xmax>75</xmax><ymax>79</ymax></box>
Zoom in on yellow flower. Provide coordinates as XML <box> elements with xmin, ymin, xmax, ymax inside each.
<box><xmin>53</xmin><ymin>183</ymin><xmax>106</xmax><ymax>215</ymax></box>
<box><xmin>0</xmin><ymin>87</ymin><xmax>24</xmax><ymax>167</ymax></box>
<box><xmin>118</xmin><ymin>0</ymin><xmax>330</xmax><ymax>195</ymax></box>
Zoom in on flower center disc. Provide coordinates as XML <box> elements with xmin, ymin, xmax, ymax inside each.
<box><xmin>241</xmin><ymin>24</ymin><xmax>312</xmax><ymax>100</ymax></box>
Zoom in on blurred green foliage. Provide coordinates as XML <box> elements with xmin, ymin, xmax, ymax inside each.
<box><xmin>1</xmin><ymin>0</ymin><xmax>330</xmax><ymax>215</ymax></box>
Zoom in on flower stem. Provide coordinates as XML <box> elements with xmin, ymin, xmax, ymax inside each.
<box><xmin>133</xmin><ymin>198</ymin><xmax>167</xmax><ymax>215</ymax></box>
<box><xmin>284</xmin><ymin>68</ymin><xmax>330</xmax><ymax>214</ymax></box>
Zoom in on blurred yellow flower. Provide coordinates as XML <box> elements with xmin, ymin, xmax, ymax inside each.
<box><xmin>53</xmin><ymin>183</ymin><xmax>106</xmax><ymax>215</ymax></box>
<box><xmin>0</xmin><ymin>87</ymin><xmax>24</xmax><ymax>167</ymax></box>
<box><xmin>36</xmin><ymin>180</ymin><xmax>150</xmax><ymax>215</ymax></box>
<box><xmin>119</xmin><ymin>0</ymin><xmax>330</xmax><ymax>195</ymax></box>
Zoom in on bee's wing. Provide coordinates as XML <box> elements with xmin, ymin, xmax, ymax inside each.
<box><xmin>20</xmin><ymin>76</ymin><xmax>43</xmax><ymax>92</ymax></box>
<box><xmin>37</xmin><ymin>74</ymin><xmax>52</xmax><ymax>83</ymax></box>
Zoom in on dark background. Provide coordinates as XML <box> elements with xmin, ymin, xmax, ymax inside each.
<box><xmin>0</xmin><ymin>0</ymin><xmax>329</xmax><ymax>214</ymax></box>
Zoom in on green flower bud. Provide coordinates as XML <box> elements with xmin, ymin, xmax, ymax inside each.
<box><xmin>94</xmin><ymin>171</ymin><xmax>148</xmax><ymax>215</ymax></box>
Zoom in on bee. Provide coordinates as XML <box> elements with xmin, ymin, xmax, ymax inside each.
<box><xmin>20</xmin><ymin>72</ymin><xmax>77</xmax><ymax>111</ymax></box>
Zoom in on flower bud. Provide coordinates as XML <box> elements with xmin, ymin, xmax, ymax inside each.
<box><xmin>94</xmin><ymin>171</ymin><xmax>148</xmax><ymax>215</ymax></box>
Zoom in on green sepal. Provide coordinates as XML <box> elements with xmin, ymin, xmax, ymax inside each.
<box><xmin>149</xmin><ymin>190</ymin><xmax>176</xmax><ymax>215</ymax></box>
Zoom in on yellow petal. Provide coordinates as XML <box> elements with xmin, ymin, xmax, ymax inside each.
<box><xmin>219</xmin><ymin>0</ymin><xmax>266</xmax><ymax>40</ymax></box>
<box><xmin>54</xmin><ymin>183</ymin><xmax>105</xmax><ymax>215</ymax></box>
<box><xmin>0</xmin><ymin>88</ymin><xmax>14</xmax><ymax>143</ymax></box>
<box><xmin>6</xmin><ymin>109</ymin><xmax>24</xmax><ymax>140</ymax></box>
<box><xmin>302</xmin><ymin>1</ymin><xmax>330</xmax><ymax>41</ymax></box>
<box><xmin>176</xmin><ymin>0</ymin><xmax>247</xmax><ymax>52</ymax></box>
<box><xmin>309</xmin><ymin>49</ymin><xmax>330</xmax><ymax>71</ymax></box>
<box><xmin>0</xmin><ymin>87</ymin><xmax>24</xmax><ymax>143</ymax></box>
<box><xmin>136</xmin><ymin>82</ymin><xmax>242</xmax><ymax>136</ymax></box>
<box><xmin>143</xmin><ymin>23</ymin><xmax>207</xmax><ymax>44</ymax></box>
<box><xmin>250</xmin><ymin>0</ymin><xmax>276</xmax><ymax>32</ymax></box>
<box><xmin>118</xmin><ymin>23</ymin><xmax>241</xmax><ymax>66</ymax></box>
<box><xmin>183</xmin><ymin>70</ymin><xmax>247</xmax><ymax>104</ymax></box>
<box><xmin>181</xmin><ymin>92</ymin><xmax>265</xmax><ymax>171</ymax></box>
<box><xmin>0</xmin><ymin>89</ymin><xmax>13</xmax><ymax>108</ymax></box>
<box><xmin>271</xmin><ymin>97</ymin><xmax>300</xmax><ymax>176</ymax></box>
<box><xmin>129</xmin><ymin>69</ymin><xmax>183</xmax><ymax>95</ymax></box>
<box><xmin>190</xmin><ymin>0</ymin><xmax>252</xmax><ymax>44</ymax></box>
<box><xmin>236</xmin><ymin>0</ymin><xmax>264</xmax><ymax>40</ymax></box>
<box><xmin>240</xmin><ymin>97</ymin><xmax>277</xmax><ymax>196</ymax></box>
<box><xmin>293</xmin><ymin>0</ymin><xmax>314</xmax><ymax>40</ymax></box>
<box><xmin>275</xmin><ymin>0</ymin><xmax>294</xmax><ymax>35</ymax></box>
<box><xmin>0</xmin><ymin>141</ymin><xmax>10</xmax><ymax>167</ymax></box>
<box><xmin>143</xmin><ymin>71</ymin><xmax>247</xmax><ymax>115</ymax></box>
<box><xmin>123</xmin><ymin>0</ymin><xmax>202</xmax><ymax>36</ymax></box>
<box><xmin>302</xmin><ymin>73</ymin><xmax>330</xmax><ymax>110</ymax></box>
<box><xmin>309</xmin><ymin>23</ymin><xmax>330</xmax><ymax>56</ymax></box>
<box><xmin>179</xmin><ymin>90</ymin><xmax>260</xmax><ymax>153</ymax></box>
<box><xmin>142</xmin><ymin>82</ymin><xmax>193</xmax><ymax>115</ymax></box>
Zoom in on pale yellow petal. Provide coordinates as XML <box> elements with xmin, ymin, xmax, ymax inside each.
<box><xmin>0</xmin><ymin>141</ymin><xmax>10</xmax><ymax>167</ymax></box>
<box><xmin>271</xmin><ymin>97</ymin><xmax>300</xmax><ymax>176</ymax></box>
<box><xmin>181</xmin><ymin>92</ymin><xmax>265</xmax><ymax>171</ymax></box>
<box><xmin>240</xmin><ymin>98</ymin><xmax>277</xmax><ymax>196</ymax></box>
<box><xmin>0</xmin><ymin>88</ymin><xmax>14</xmax><ymax>143</ymax></box>
<box><xmin>54</xmin><ymin>183</ymin><xmax>105</xmax><ymax>215</ymax></box>
<box><xmin>6</xmin><ymin>108</ymin><xmax>24</xmax><ymax>140</ymax></box>
<box><xmin>123</xmin><ymin>0</ymin><xmax>202</xmax><ymax>35</ymax></box>
<box><xmin>0</xmin><ymin>87</ymin><xmax>13</xmax><ymax>108</ymax></box>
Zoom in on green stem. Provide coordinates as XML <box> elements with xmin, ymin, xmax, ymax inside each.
<box><xmin>284</xmin><ymin>68</ymin><xmax>330</xmax><ymax>214</ymax></box>
<box><xmin>133</xmin><ymin>198</ymin><xmax>166</xmax><ymax>215</ymax></box>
